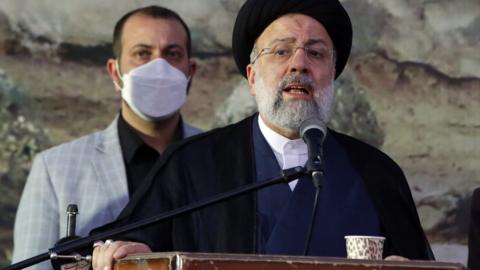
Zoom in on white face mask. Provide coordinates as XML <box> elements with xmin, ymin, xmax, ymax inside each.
<box><xmin>115</xmin><ymin>58</ymin><xmax>189</xmax><ymax>122</ymax></box>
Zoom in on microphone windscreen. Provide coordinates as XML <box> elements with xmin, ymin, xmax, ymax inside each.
<box><xmin>299</xmin><ymin>118</ymin><xmax>326</xmax><ymax>141</ymax></box>
<box><xmin>67</xmin><ymin>204</ymin><xmax>78</xmax><ymax>214</ymax></box>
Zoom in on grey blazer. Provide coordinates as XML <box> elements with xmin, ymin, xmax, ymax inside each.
<box><xmin>12</xmin><ymin>117</ymin><xmax>201</xmax><ymax>270</ymax></box>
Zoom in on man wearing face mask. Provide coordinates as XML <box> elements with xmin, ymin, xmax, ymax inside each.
<box><xmin>12</xmin><ymin>6</ymin><xmax>201</xmax><ymax>270</ymax></box>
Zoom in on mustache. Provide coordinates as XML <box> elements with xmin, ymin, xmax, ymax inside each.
<box><xmin>272</xmin><ymin>74</ymin><xmax>318</xmax><ymax>111</ymax></box>
<box><xmin>278</xmin><ymin>74</ymin><xmax>316</xmax><ymax>92</ymax></box>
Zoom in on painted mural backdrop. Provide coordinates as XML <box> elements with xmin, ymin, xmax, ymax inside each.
<box><xmin>0</xmin><ymin>0</ymin><xmax>478</xmax><ymax>266</ymax></box>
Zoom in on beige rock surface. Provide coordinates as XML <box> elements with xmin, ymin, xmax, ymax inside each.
<box><xmin>0</xmin><ymin>0</ymin><xmax>242</xmax><ymax>52</ymax></box>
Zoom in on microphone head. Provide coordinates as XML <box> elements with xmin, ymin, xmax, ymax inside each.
<box><xmin>67</xmin><ymin>204</ymin><xmax>78</xmax><ymax>214</ymax></box>
<box><xmin>299</xmin><ymin>117</ymin><xmax>327</xmax><ymax>141</ymax></box>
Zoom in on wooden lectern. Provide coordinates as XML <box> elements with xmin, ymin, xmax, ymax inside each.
<box><xmin>114</xmin><ymin>252</ymin><xmax>465</xmax><ymax>270</ymax></box>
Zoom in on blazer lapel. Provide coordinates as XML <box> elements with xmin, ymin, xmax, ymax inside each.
<box><xmin>92</xmin><ymin>117</ymin><xmax>129</xmax><ymax>220</ymax></box>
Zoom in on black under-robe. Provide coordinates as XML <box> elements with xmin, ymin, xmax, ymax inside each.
<box><xmin>468</xmin><ymin>187</ymin><xmax>480</xmax><ymax>269</ymax></box>
<box><xmin>92</xmin><ymin>114</ymin><xmax>434</xmax><ymax>260</ymax></box>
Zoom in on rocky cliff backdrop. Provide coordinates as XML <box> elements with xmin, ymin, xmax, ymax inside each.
<box><xmin>0</xmin><ymin>0</ymin><xmax>478</xmax><ymax>267</ymax></box>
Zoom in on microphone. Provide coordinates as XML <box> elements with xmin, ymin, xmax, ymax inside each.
<box><xmin>51</xmin><ymin>205</ymin><xmax>91</xmax><ymax>270</ymax></box>
<box><xmin>299</xmin><ymin>117</ymin><xmax>326</xmax><ymax>189</ymax></box>
<box><xmin>66</xmin><ymin>204</ymin><xmax>78</xmax><ymax>238</ymax></box>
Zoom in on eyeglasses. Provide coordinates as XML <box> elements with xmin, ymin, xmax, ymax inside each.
<box><xmin>251</xmin><ymin>44</ymin><xmax>333</xmax><ymax>65</ymax></box>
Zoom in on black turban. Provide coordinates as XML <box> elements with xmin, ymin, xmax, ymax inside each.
<box><xmin>232</xmin><ymin>0</ymin><xmax>352</xmax><ymax>79</ymax></box>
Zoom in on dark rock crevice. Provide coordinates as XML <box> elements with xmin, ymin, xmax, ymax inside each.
<box><xmin>377</xmin><ymin>50</ymin><xmax>480</xmax><ymax>87</ymax></box>
<box><xmin>57</xmin><ymin>43</ymin><xmax>112</xmax><ymax>65</ymax></box>
<box><xmin>2</xmin><ymin>22</ymin><xmax>113</xmax><ymax>65</ymax></box>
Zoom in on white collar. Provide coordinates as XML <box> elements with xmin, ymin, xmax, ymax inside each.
<box><xmin>257</xmin><ymin>116</ymin><xmax>308</xmax><ymax>161</ymax></box>
<box><xmin>258</xmin><ymin>116</ymin><xmax>308</xmax><ymax>190</ymax></box>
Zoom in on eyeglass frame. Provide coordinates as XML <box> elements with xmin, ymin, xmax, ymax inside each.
<box><xmin>250</xmin><ymin>44</ymin><xmax>335</xmax><ymax>65</ymax></box>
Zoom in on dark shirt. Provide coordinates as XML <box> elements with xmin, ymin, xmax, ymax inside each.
<box><xmin>117</xmin><ymin>115</ymin><xmax>183</xmax><ymax>197</ymax></box>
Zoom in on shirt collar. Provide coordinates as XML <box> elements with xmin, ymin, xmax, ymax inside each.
<box><xmin>118</xmin><ymin>114</ymin><xmax>148</xmax><ymax>163</ymax></box>
<box><xmin>118</xmin><ymin>113</ymin><xmax>186</xmax><ymax>162</ymax></box>
<box><xmin>257</xmin><ymin>115</ymin><xmax>307</xmax><ymax>156</ymax></box>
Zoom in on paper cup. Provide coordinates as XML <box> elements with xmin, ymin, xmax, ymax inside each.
<box><xmin>345</xmin><ymin>235</ymin><xmax>385</xmax><ymax>260</ymax></box>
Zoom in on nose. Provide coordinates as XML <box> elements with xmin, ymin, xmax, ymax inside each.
<box><xmin>152</xmin><ymin>50</ymin><xmax>162</xmax><ymax>60</ymax></box>
<box><xmin>288</xmin><ymin>48</ymin><xmax>309</xmax><ymax>74</ymax></box>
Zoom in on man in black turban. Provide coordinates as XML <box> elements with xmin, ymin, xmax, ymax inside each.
<box><xmin>92</xmin><ymin>1</ymin><xmax>434</xmax><ymax>269</ymax></box>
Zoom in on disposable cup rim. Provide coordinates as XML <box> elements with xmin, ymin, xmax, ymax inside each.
<box><xmin>344</xmin><ymin>235</ymin><xmax>386</xmax><ymax>240</ymax></box>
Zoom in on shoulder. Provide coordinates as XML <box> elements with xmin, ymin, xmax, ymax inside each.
<box><xmin>329</xmin><ymin>129</ymin><xmax>409</xmax><ymax>195</ymax></box>
<box><xmin>40</xmin><ymin>117</ymin><xmax>118</xmax><ymax>157</ymax></box>
<box><xmin>329</xmin><ymin>129</ymin><xmax>403</xmax><ymax>174</ymax></box>
<box><xmin>330</xmin><ymin>129</ymin><xmax>391</xmax><ymax>159</ymax></box>
<box><xmin>34</xmin><ymin>129</ymin><xmax>104</xmax><ymax>166</ymax></box>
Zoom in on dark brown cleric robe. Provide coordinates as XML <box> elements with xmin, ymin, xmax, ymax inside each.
<box><xmin>92</xmin><ymin>114</ymin><xmax>434</xmax><ymax>260</ymax></box>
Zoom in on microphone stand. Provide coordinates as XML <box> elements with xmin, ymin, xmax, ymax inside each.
<box><xmin>4</xmin><ymin>166</ymin><xmax>307</xmax><ymax>270</ymax></box>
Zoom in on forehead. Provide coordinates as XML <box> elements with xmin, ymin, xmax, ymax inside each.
<box><xmin>256</xmin><ymin>13</ymin><xmax>333</xmax><ymax>48</ymax></box>
<box><xmin>121</xmin><ymin>14</ymin><xmax>188</xmax><ymax>50</ymax></box>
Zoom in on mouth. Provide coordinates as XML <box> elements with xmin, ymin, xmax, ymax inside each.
<box><xmin>282</xmin><ymin>83</ymin><xmax>312</xmax><ymax>97</ymax></box>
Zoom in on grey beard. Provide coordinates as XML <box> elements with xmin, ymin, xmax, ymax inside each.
<box><xmin>254</xmin><ymin>73</ymin><xmax>334</xmax><ymax>133</ymax></box>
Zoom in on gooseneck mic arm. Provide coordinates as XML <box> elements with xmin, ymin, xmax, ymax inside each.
<box><xmin>3</xmin><ymin>166</ymin><xmax>307</xmax><ymax>270</ymax></box>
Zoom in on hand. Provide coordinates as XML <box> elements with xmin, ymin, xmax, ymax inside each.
<box><xmin>385</xmin><ymin>255</ymin><xmax>409</xmax><ymax>261</ymax></box>
<box><xmin>92</xmin><ymin>240</ymin><xmax>151</xmax><ymax>270</ymax></box>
